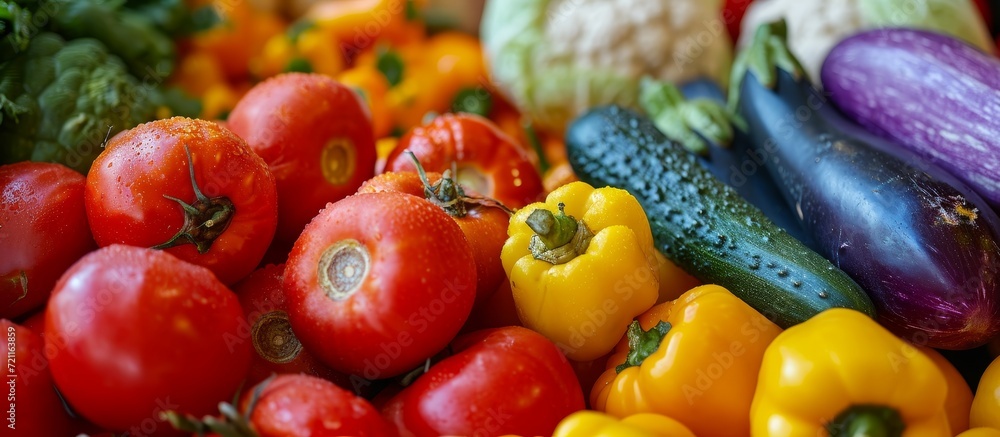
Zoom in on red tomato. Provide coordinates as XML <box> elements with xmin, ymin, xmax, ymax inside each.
<box><xmin>358</xmin><ymin>171</ymin><xmax>509</xmax><ymax>307</ymax></box>
<box><xmin>283</xmin><ymin>192</ymin><xmax>477</xmax><ymax>379</ymax></box>
<box><xmin>45</xmin><ymin>245</ymin><xmax>252</xmax><ymax>433</ymax></box>
<box><xmin>227</xmin><ymin>73</ymin><xmax>377</xmax><ymax>244</ymax></box>
<box><xmin>381</xmin><ymin>326</ymin><xmax>585</xmax><ymax>436</ymax></box>
<box><xmin>240</xmin><ymin>375</ymin><xmax>393</xmax><ymax>436</ymax></box>
<box><xmin>1</xmin><ymin>320</ymin><xmax>91</xmax><ymax>436</ymax></box>
<box><xmin>233</xmin><ymin>264</ymin><xmax>353</xmax><ymax>391</ymax></box>
<box><xmin>458</xmin><ymin>280</ymin><xmax>522</xmax><ymax>335</ymax></box>
<box><xmin>723</xmin><ymin>0</ymin><xmax>754</xmax><ymax>41</ymax></box>
<box><xmin>85</xmin><ymin>117</ymin><xmax>278</xmax><ymax>285</ymax></box>
<box><xmin>1</xmin><ymin>162</ymin><xmax>95</xmax><ymax>319</ymax></box>
<box><xmin>383</xmin><ymin>113</ymin><xmax>544</xmax><ymax>208</ymax></box>
<box><xmin>975</xmin><ymin>0</ymin><xmax>992</xmax><ymax>31</ymax></box>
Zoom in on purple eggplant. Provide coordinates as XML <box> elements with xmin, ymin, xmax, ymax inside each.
<box><xmin>822</xmin><ymin>28</ymin><xmax>1000</xmax><ymax>212</ymax></box>
<box><xmin>731</xmin><ymin>21</ymin><xmax>1000</xmax><ymax>349</ymax></box>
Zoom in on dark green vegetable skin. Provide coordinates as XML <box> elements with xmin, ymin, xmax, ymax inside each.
<box><xmin>566</xmin><ymin>105</ymin><xmax>875</xmax><ymax>328</ymax></box>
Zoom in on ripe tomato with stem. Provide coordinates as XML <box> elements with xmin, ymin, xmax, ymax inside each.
<box><xmin>85</xmin><ymin>117</ymin><xmax>278</xmax><ymax>285</ymax></box>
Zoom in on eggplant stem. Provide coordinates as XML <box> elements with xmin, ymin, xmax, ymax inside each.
<box><xmin>728</xmin><ymin>19</ymin><xmax>808</xmax><ymax>113</ymax></box>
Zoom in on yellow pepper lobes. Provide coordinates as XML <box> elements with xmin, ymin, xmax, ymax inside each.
<box><xmin>592</xmin><ymin>284</ymin><xmax>781</xmax><ymax>437</ymax></box>
<box><xmin>553</xmin><ymin>411</ymin><xmax>695</xmax><ymax>437</ymax></box>
<box><xmin>920</xmin><ymin>347</ymin><xmax>973</xmax><ymax>434</ymax></box>
<box><xmin>501</xmin><ymin>181</ymin><xmax>659</xmax><ymax>362</ymax></box>
<box><xmin>752</xmin><ymin>308</ymin><xmax>950</xmax><ymax>437</ymax></box>
<box><xmin>972</xmin><ymin>355</ymin><xmax>1000</xmax><ymax>429</ymax></box>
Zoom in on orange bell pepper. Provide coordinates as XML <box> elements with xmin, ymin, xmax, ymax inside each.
<box><xmin>592</xmin><ymin>285</ymin><xmax>782</xmax><ymax>437</ymax></box>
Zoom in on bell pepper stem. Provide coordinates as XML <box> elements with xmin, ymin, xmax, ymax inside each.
<box><xmin>526</xmin><ymin>203</ymin><xmax>594</xmax><ymax>264</ymax></box>
<box><xmin>827</xmin><ymin>405</ymin><xmax>905</xmax><ymax>437</ymax></box>
<box><xmin>615</xmin><ymin>320</ymin><xmax>671</xmax><ymax>373</ymax></box>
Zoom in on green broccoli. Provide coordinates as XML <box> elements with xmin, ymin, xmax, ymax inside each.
<box><xmin>0</xmin><ymin>32</ymin><xmax>157</xmax><ymax>173</ymax></box>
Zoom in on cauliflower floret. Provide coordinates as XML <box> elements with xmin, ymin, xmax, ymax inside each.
<box><xmin>482</xmin><ymin>0</ymin><xmax>733</xmax><ymax>131</ymax></box>
<box><xmin>739</xmin><ymin>0</ymin><xmax>993</xmax><ymax>84</ymax></box>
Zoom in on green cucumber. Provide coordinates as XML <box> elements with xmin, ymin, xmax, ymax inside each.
<box><xmin>565</xmin><ymin>105</ymin><xmax>875</xmax><ymax>327</ymax></box>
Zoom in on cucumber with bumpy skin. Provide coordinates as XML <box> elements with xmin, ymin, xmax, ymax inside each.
<box><xmin>565</xmin><ymin>105</ymin><xmax>875</xmax><ymax>328</ymax></box>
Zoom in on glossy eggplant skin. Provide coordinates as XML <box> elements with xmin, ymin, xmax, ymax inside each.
<box><xmin>680</xmin><ymin>78</ymin><xmax>816</xmax><ymax>249</ymax></box>
<box><xmin>822</xmin><ymin>29</ymin><xmax>1000</xmax><ymax>211</ymax></box>
<box><xmin>737</xmin><ymin>68</ymin><xmax>1000</xmax><ymax>349</ymax></box>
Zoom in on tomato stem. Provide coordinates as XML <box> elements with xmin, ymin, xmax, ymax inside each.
<box><xmin>3</xmin><ymin>270</ymin><xmax>28</xmax><ymax>305</ymax></box>
<box><xmin>152</xmin><ymin>145</ymin><xmax>236</xmax><ymax>254</ymax></box>
<box><xmin>162</xmin><ymin>375</ymin><xmax>274</xmax><ymax>437</ymax></box>
<box><xmin>252</xmin><ymin>311</ymin><xmax>303</xmax><ymax>364</ymax></box>
<box><xmin>406</xmin><ymin>150</ymin><xmax>514</xmax><ymax>217</ymax></box>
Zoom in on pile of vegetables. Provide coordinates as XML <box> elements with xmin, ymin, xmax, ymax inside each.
<box><xmin>3</xmin><ymin>0</ymin><xmax>1000</xmax><ymax>436</ymax></box>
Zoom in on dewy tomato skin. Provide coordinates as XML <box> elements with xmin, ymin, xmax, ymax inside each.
<box><xmin>0</xmin><ymin>162</ymin><xmax>96</xmax><ymax>319</ymax></box>
<box><xmin>238</xmin><ymin>374</ymin><xmax>394</xmax><ymax>437</ymax></box>
<box><xmin>233</xmin><ymin>264</ymin><xmax>353</xmax><ymax>391</ymax></box>
<box><xmin>283</xmin><ymin>192</ymin><xmax>477</xmax><ymax>379</ymax></box>
<box><xmin>84</xmin><ymin>117</ymin><xmax>278</xmax><ymax>285</ymax></box>
<box><xmin>45</xmin><ymin>245</ymin><xmax>252</xmax><ymax>433</ymax></box>
<box><xmin>358</xmin><ymin>171</ymin><xmax>510</xmax><ymax>308</ymax></box>
<box><xmin>227</xmin><ymin>73</ymin><xmax>377</xmax><ymax>244</ymax></box>
<box><xmin>381</xmin><ymin>326</ymin><xmax>586</xmax><ymax>436</ymax></box>
<box><xmin>1</xmin><ymin>319</ymin><xmax>91</xmax><ymax>436</ymax></box>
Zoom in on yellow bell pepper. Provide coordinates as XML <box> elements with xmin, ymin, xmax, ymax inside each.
<box><xmin>501</xmin><ymin>181</ymin><xmax>660</xmax><ymax>362</ymax></box>
<box><xmin>972</xmin><ymin>355</ymin><xmax>1000</xmax><ymax>429</ymax></box>
<box><xmin>958</xmin><ymin>429</ymin><xmax>1000</xmax><ymax>437</ymax></box>
<box><xmin>553</xmin><ymin>411</ymin><xmax>695</xmax><ymax>437</ymax></box>
<box><xmin>920</xmin><ymin>347</ymin><xmax>973</xmax><ymax>434</ymax></box>
<box><xmin>592</xmin><ymin>284</ymin><xmax>781</xmax><ymax>437</ymax></box>
<box><xmin>752</xmin><ymin>308</ymin><xmax>950</xmax><ymax>437</ymax></box>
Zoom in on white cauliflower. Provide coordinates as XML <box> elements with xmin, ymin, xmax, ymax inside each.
<box><xmin>739</xmin><ymin>0</ymin><xmax>994</xmax><ymax>83</ymax></box>
<box><xmin>481</xmin><ymin>0</ymin><xmax>733</xmax><ymax>132</ymax></box>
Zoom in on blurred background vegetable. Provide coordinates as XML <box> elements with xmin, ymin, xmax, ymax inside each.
<box><xmin>738</xmin><ymin>0</ymin><xmax>993</xmax><ymax>81</ymax></box>
<box><xmin>481</xmin><ymin>0</ymin><xmax>733</xmax><ymax>133</ymax></box>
